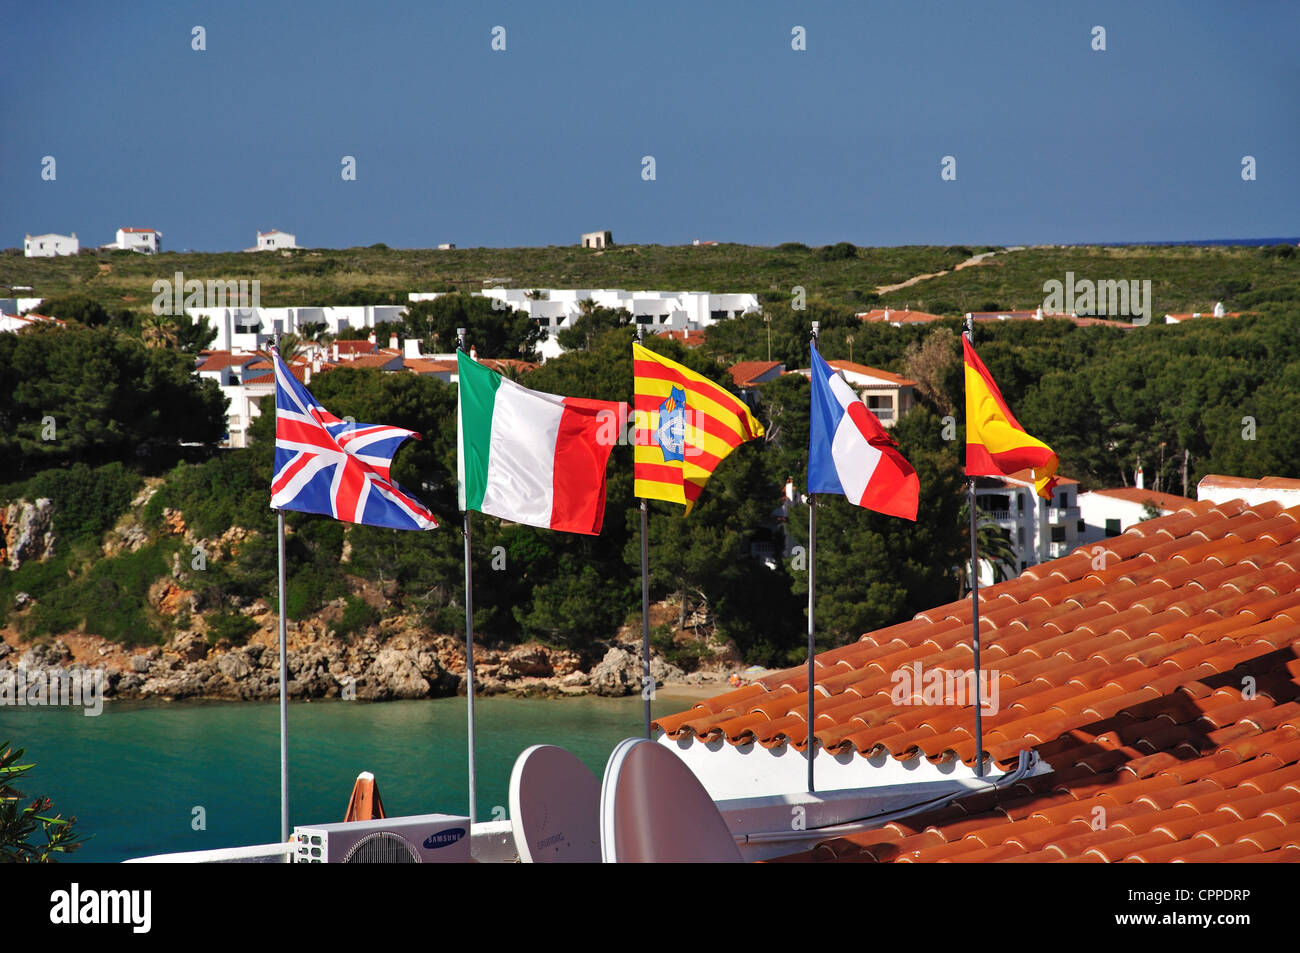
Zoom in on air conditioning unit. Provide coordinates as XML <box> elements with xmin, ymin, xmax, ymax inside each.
<box><xmin>292</xmin><ymin>813</ymin><xmax>471</xmax><ymax>863</ymax></box>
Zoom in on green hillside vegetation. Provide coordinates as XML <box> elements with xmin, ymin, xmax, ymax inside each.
<box><xmin>8</xmin><ymin>243</ymin><xmax>1294</xmax><ymax>321</ymax></box>
<box><xmin>1</xmin><ymin>246</ymin><xmax>1297</xmax><ymax>668</ymax></box>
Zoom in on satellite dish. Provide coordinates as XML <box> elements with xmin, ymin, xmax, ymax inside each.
<box><xmin>508</xmin><ymin>745</ymin><xmax>601</xmax><ymax>863</ymax></box>
<box><xmin>599</xmin><ymin>738</ymin><xmax>742</xmax><ymax>863</ymax></box>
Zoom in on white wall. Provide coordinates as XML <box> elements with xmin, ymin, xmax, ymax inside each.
<box><xmin>24</xmin><ymin>234</ymin><xmax>79</xmax><ymax>257</ymax></box>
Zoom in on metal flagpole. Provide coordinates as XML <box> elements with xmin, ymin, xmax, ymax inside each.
<box><xmin>806</xmin><ymin>321</ymin><xmax>819</xmax><ymax>793</ymax></box>
<box><xmin>272</xmin><ymin>334</ymin><xmax>290</xmax><ymax>841</ymax></box>
<box><xmin>458</xmin><ymin>327</ymin><xmax>478</xmax><ymax>822</ymax></box>
<box><xmin>964</xmin><ymin>316</ymin><xmax>985</xmax><ymax>778</ymax></box>
<box><xmin>636</xmin><ymin>326</ymin><xmax>652</xmax><ymax>739</ymax></box>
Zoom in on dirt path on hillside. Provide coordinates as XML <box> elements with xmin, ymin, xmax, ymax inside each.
<box><xmin>875</xmin><ymin>248</ymin><xmax>1017</xmax><ymax>295</ymax></box>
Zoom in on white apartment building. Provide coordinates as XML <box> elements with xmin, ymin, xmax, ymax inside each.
<box><xmin>187</xmin><ymin>304</ymin><xmax>408</xmax><ymax>352</ymax></box>
<box><xmin>24</xmin><ymin>233</ymin><xmax>79</xmax><ymax>257</ymax></box>
<box><xmin>407</xmin><ymin>288</ymin><xmax>760</xmax><ymax>360</ymax></box>
<box><xmin>112</xmin><ymin>227</ymin><xmax>161</xmax><ymax>253</ymax></box>
<box><xmin>974</xmin><ymin>472</ymin><xmax>1084</xmax><ymax>581</ymax></box>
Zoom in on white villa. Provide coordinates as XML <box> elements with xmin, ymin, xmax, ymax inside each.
<box><xmin>253</xmin><ymin>229</ymin><xmax>297</xmax><ymax>252</ymax></box>
<box><xmin>24</xmin><ymin>233</ymin><xmax>79</xmax><ymax>257</ymax></box>
<box><xmin>111</xmin><ymin>227</ymin><xmax>161</xmax><ymax>253</ymax></box>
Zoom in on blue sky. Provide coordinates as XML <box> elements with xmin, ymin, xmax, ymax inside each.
<box><xmin>3</xmin><ymin>0</ymin><xmax>1296</xmax><ymax>251</ymax></box>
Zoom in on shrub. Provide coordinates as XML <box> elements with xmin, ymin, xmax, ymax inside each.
<box><xmin>206</xmin><ymin>611</ymin><xmax>257</xmax><ymax>646</ymax></box>
<box><xmin>816</xmin><ymin>242</ymin><xmax>858</xmax><ymax>262</ymax></box>
<box><xmin>23</xmin><ymin>463</ymin><xmax>141</xmax><ymax>547</ymax></box>
<box><xmin>334</xmin><ymin>595</ymin><xmax>379</xmax><ymax>639</ymax></box>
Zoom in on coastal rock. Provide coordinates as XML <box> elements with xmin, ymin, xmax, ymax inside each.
<box><xmin>589</xmin><ymin>647</ymin><xmax>640</xmax><ymax>697</ymax></box>
<box><xmin>3</xmin><ymin>498</ymin><xmax>57</xmax><ymax>571</ymax></box>
<box><xmin>589</xmin><ymin>646</ymin><xmax>685</xmax><ymax>696</ymax></box>
<box><xmin>217</xmin><ymin>651</ymin><xmax>252</xmax><ymax>680</ymax></box>
<box><xmin>173</xmin><ymin>632</ymin><xmax>208</xmax><ymax>663</ymax></box>
<box><xmin>359</xmin><ymin>648</ymin><xmax>430</xmax><ymax>700</ymax></box>
<box><xmin>498</xmin><ymin>644</ymin><xmax>553</xmax><ymax>680</ymax></box>
<box><xmin>129</xmin><ymin>654</ymin><xmax>152</xmax><ymax>673</ymax></box>
<box><xmin>650</xmin><ymin>657</ymin><xmax>686</xmax><ymax>684</ymax></box>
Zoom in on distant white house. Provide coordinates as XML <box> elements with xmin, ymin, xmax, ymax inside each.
<box><xmin>24</xmin><ymin>233</ymin><xmax>79</xmax><ymax>257</ymax></box>
<box><xmin>1078</xmin><ymin>485</ymin><xmax>1193</xmax><ymax>545</ymax></box>
<box><xmin>0</xmin><ymin>312</ymin><xmax>66</xmax><ymax>333</ymax></box>
<box><xmin>789</xmin><ymin>360</ymin><xmax>919</xmax><ymax>428</ymax></box>
<box><xmin>110</xmin><ymin>228</ymin><xmax>161</xmax><ymax>253</ymax></box>
<box><xmin>581</xmin><ymin>230</ymin><xmax>612</xmax><ymax>249</ymax></box>
<box><xmin>254</xmin><ymin>230</ymin><xmax>297</xmax><ymax>252</ymax></box>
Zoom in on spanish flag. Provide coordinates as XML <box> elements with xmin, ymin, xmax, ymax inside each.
<box><xmin>633</xmin><ymin>343</ymin><xmax>764</xmax><ymax>510</ymax></box>
<box><xmin>963</xmin><ymin>335</ymin><xmax>1059</xmax><ymax>499</ymax></box>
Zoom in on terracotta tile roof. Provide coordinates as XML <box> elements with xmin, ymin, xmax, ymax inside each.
<box><xmin>333</xmin><ymin>340</ymin><xmax>378</xmax><ymax>355</ymax></box>
<box><xmin>857</xmin><ymin>309</ymin><xmax>948</xmax><ymax>324</ymax></box>
<box><xmin>1089</xmin><ymin>487</ymin><xmax>1196</xmax><ymax>511</ymax></box>
<box><xmin>197</xmin><ymin>351</ymin><xmax>260</xmax><ymax>372</ymax></box>
<box><xmin>119</xmin><ymin>227</ymin><xmax>157</xmax><ymax>233</ymax></box>
<box><xmin>728</xmin><ymin>360</ymin><xmax>783</xmax><ymax>387</ymax></box>
<box><xmin>344</xmin><ymin>354</ymin><xmax>403</xmax><ymax>370</ymax></box>
<box><xmin>658</xmin><ymin>493</ymin><xmax>1300</xmax><ymax>862</ymax></box>
<box><xmin>656</xmin><ymin>329</ymin><xmax>707</xmax><ymax>347</ymax></box>
<box><xmin>825</xmin><ymin>360</ymin><xmax>919</xmax><ymax>388</ymax></box>
<box><xmin>405</xmin><ymin>358</ymin><xmax>457</xmax><ymax>375</ymax></box>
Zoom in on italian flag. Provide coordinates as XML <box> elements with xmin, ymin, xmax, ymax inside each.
<box><xmin>457</xmin><ymin>351</ymin><xmax>622</xmax><ymax>535</ymax></box>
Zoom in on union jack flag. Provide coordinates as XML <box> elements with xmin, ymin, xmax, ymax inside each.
<box><xmin>270</xmin><ymin>351</ymin><xmax>439</xmax><ymax>530</ymax></box>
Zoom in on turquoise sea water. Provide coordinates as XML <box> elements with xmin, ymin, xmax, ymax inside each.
<box><xmin>0</xmin><ymin>693</ymin><xmax>687</xmax><ymax>863</ymax></box>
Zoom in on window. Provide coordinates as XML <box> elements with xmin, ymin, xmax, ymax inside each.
<box><xmin>1051</xmin><ymin>526</ymin><xmax>1066</xmax><ymax>543</ymax></box>
<box><xmin>1018</xmin><ymin>528</ymin><xmax>1025</xmax><ymax>544</ymax></box>
<box><xmin>1077</xmin><ymin>520</ymin><xmax>1085</xmax><ymax>534</ymax></box>
<box><xmin>1105</xmin><ymin>518</ymin><xmax>1121</xmax><ymax>537</ymax></box>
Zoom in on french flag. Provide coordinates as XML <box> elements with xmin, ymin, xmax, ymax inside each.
<box><xmin>807</xmin><ymin>344</ymin><xmax>919</xmax><ymax>521</ymax></box>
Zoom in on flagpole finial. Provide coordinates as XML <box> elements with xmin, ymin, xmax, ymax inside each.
<box><xmin>810</xmin><ymin>320</ymin><xmax>819</xmax><ymax>346</ymax></box>
<box><xmin>964</xmin><ymin>313</ymin><xmax>973</xmax><ymax>339</ymax></box>
<box><xmin>456</xmin><ymin>327</ymin><xmax>467</xmax><ymax>353</ymax></box>
<box><xmin>635</xmin><ymin>324</ymin><xmax>644</xmax><ymax>343</ymax></box>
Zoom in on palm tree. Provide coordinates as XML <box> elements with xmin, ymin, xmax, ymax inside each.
<box><xmin>140</xmin><ymin>314</ymin><xmax>179</xmax><ymax>349</ymax></box>
<box><xmin>953</xmin><ymin>498</ymin><xmax>1019</xmax><ymax>596</ymax></box>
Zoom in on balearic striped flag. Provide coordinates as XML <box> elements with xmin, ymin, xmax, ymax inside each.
<box><xmin>632</xmin><ymin>342</ymin><xmax>764</xmax><ymax>511</ymax></box>
<box><xmin>963</xmin><ymin>335</ymin><xmax>1059</xmax><ymax>498</ymax></box>
<box><xmin>457</xmin><ymin>351</ymin><xmax>622</xmax><ymax>535</ymax></box>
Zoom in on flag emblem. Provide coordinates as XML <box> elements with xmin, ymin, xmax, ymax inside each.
<box><xmin>656</xmin><ymin>387</ymin><xmax>687</xmax><ymax>461</ymax></box>
<box><xmin>270</xmin><ymin>351</ymin><xmax>438</xmax><ymax>530</ymax></box>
